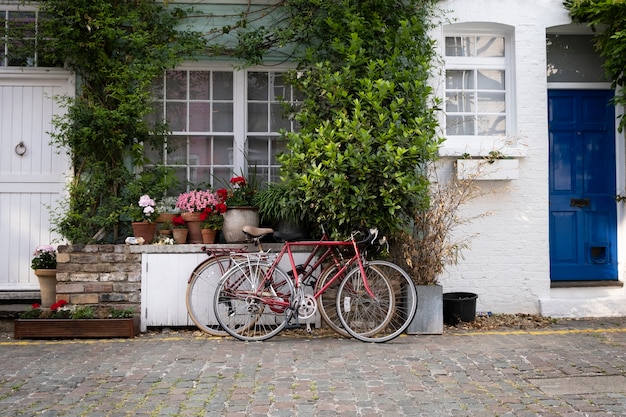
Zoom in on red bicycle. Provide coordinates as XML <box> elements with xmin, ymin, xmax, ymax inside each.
<box><xmin>213</xmin><ymin>227</ymin><xmax>417</xmax><ymax>343</ymax></box>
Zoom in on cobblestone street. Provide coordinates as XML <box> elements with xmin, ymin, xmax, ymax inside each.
<box><xmin>1</xmin><ymin>318</ymin><xmax>625</xmax><ymax>416</ymax></box>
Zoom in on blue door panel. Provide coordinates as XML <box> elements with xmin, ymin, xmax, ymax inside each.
<box><xmin>549</xmin><ymin>89</ymin><xmax>617</xmax><ymax>281</ymax></box>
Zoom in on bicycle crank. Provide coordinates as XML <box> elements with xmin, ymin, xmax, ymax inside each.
<box><xmin>297</xmin><ymin>294</ymin><xmax>317</xmax><ymax>320</ymax></box>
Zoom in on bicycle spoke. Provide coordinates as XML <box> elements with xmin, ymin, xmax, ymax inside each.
<box><xmin>315</xmin><ymin>265</ymin><xmax>350</xmax><ymax>337</ymax></box>
<box><xmin>186</xmin><ymin>255</ymin><xmax>243</xmax><ymax>336</ymax></box>
<box><xmin>336</xmin><ymin>265</ymin><xmax>395</xmax><ymax>341</ymax></box>
<box><xmin>338</xmin><ymin>261</ymin><xmax>417</xmax><ymax>343</ymax></box>
<box><xmin>214</xmin><ymin>260</ymin><xmax>294</xmax><ymax>341</ymax></box>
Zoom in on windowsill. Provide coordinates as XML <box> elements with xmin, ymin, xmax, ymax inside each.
<box><xmin>551</xmin><ymin>280</ymin><xmax>624</xmax><ymax>289</ymax></box>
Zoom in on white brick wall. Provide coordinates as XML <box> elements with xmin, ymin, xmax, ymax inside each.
<box><xmin>435</xmin><ymin>0</ymin><xmax>626</xmax><ymax>317</ymax></box>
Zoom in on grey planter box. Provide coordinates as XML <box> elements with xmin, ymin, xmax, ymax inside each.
<box><xmin>406</xmin><ymin>284</ymin><xmax>443</xmax><ymax>335</ymax></box>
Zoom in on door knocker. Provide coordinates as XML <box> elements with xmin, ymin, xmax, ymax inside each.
<box><xmin>15</xmin><ymin>141</ymin><xmax>27</xmax><ymax>156</ymax></box>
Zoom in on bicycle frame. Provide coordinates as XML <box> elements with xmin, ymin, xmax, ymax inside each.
<box><xmin>228</xmin><ymin>236</ymin><xmax>377</xmax><ymax>314</ymax></box>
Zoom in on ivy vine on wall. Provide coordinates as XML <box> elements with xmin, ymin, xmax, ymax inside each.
<box><xmin>40</xmin><ymin>0</ymin><xmax>205</xmax><ymax>243</ymax></box>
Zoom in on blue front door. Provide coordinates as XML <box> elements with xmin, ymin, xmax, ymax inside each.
<box><xmin>548</xmin><ymin>89</ymin><xmax>617</xmax><ymax>281</ymax></box>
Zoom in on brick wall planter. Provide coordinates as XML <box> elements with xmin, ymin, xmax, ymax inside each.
<box><xmin>13</xmin><ymin>316</ymin><xmax>140</xmax><ymax>339</ymax></box>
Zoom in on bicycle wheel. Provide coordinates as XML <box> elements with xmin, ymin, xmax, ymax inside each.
<box><xmin>337</xmin><ymin>261</ymin><xmax>417</xmax><ymax>343</ymax></box>
<box><xmin>315</xmin><ymin>264</ymin><xmax>350</xmax><ymax>337</ymax></box>
<box><xmin>369</xmin><ymin>261</ymin><xmax>417</xmax><ymax>339</ymax></box>
<box><xmin>214</xmin><ymin>260</ymin><xmax>294</xmax><ymax>341</ymax></box>
<box><xmin>186</xmin><ymin>255</ymin><xmax>245</xmax><ymax>336</ymax></box>
<box><xmin>335</xmin><ymin>264</ymin><xmax>394</xmax><ymax>342</ymax></box>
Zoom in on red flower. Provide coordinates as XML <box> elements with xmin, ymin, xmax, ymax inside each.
<box><xmin>199</xmin><ymin>207</ymin><xmax>214</xmax><ymax>221</ymax></box>
<box><xmin>50</xmin><ymin>299</ymin><xmax>68</xmax><ymax>311</ymax></box>
<box><xmin>216</xmin><ymin>203</ymin><xmax>227</xmax><ymax>214</ymax></box>
<box><xmin>229</xmin><ymin>176</ymin><xmax>247</xmax><ymax>187</ymax></box>
<box><xmin>31</xmin><ymin>303</ymin><xmax>41</xmax><ymax>309</ymax></box>
<box><xmin>172</xmin><ymin>215</ymin><xmax>186</xmax><ymax>227</ymax></box>
<box><xmin>216</xmin><ymin>188</ymin><xmax>228</xmax><ymax>201</ymax></box>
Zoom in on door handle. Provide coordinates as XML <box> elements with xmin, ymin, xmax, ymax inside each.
<box><xmin>570</xmin><ymin>198</ymin><xmax>590</xmax><ymax>208</ymax></box>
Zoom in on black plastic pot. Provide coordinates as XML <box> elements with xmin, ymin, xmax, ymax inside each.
<box><xmin>443</xmin><ymin>292</ymin><xmax>478</xmax><ymax>325</ymax></box>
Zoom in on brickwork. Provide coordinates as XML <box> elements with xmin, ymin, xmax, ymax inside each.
<box><xmin>56</xmin><ymin>245</ymin><xmax>141</xmax><ymax>312</ymax></box>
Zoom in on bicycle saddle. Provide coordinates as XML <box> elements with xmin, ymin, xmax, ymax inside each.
<box><xmin>242</xmin><ymin>225</ymin><xmax>274</xmax><ymax>238</ymax></box>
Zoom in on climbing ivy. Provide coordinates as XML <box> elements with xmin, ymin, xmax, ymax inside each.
<box><xmin>39</xmin><ymin>0</ymin><xmax>205</xmax><ymax>243</ymax></box>
<box><xmin>565</xmin><ymin>0</ymin><xmax>626</xmax><ymax>131</ymax></box>
<box><xmin>270</xmin><ymin>0</ymin><xmax>443</xmax><ymax>238</ymax></box>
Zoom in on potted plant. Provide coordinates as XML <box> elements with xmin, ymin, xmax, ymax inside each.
<box><xmin>176</xmin><ymin>190</ymin><xmax>223</xmax><ymax>243</ymax></box>
<box><xmin>390</xmin><ymin>164</ymin><xmax>484</xmax><ymax>334</ymax></box>
<box><xmin>171</xmin><ymin>215</ymin><xmax>188</xmax><ymax>244</ymax></box>
<box><xmin>155</xmin><ymin>196</ymin><xmax>180</xmax><ymax>224</ymax></box>
<box><xmin>14</xmin><ymin>299</ymin><xmax>139</xmax><ymax>339</ymax></box>
<box><xmin>31</xmin><ymin>245</ymin><xmax>58</xmax><ymax>308</ymax></box>
<box><xmin>124</xmin><ymin>194</ymin><xmax>158</xmax><ymax>244</ymax></box>
<box><xmin>253</xmin><ymin>182</ymin><xmax>310</xmax><ymax>235</ymax></box>
<box><xmin>199</xmin><ymin>206</ymin><xmax>225</xmax><ymax>244</ymax></box>
<box><xmin>219</xmin><ymin>174</ymin><xmax>261</xmax><ymax>242</ymax></box>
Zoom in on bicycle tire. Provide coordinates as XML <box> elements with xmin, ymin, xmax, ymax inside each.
<box><xmin>337</xmin><ymin>260</ymin><xmax>417</xmax><ymax>342</ymax></box>
<box><xmin>315</xmin><ymin>264</ymin><xmax>350</xmax><ymax>337</ymax></box>
<box><xmin>186</xmin><ymin>255</ymin><xmax>245</xmax><ymax>336</ymax></box>
<box><xmin>370</xmin><ymin>261</ymin><xmax>417</xmax><ymax>339</ymax></box>
<box><xmin>214</xmin><ymin>260</ymin><xmax>294</xmax><ymax>341</ymax></box>
<box><xmin>335</xmin><ymin>264</ymin><xmax>395</xmax><ymax>342</ymax></box>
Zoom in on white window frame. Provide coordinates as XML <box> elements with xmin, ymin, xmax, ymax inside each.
<box><xmin>439</xmin><ymin>26</ymin><xmax>520</xmax><ymax>157</ymax></box>
<box><xmin>148</xmin><ymin>63</ymin><xmax>297</xmax><ymax>190</ymax></box>
<box><xmin>0</xmin><ymin>4</ymin><xmax>53</xmax><ymax>68</ymax></box>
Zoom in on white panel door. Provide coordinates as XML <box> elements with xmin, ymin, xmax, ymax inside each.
<box><xmin>0</xmin><ymin>72</ymin><xmax>72</xmax><ymax>290</ymax></box>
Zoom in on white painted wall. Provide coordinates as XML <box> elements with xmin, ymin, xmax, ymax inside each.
<box><xmin>435</xmin><ymin>0</ymin><xmax>626</xmax><ymax>317</ymax></box>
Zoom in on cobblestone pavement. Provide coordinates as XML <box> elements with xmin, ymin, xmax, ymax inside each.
<box><xmin>0</xmin><ymin>318</ymin><xmax>625</xmax><ymax>416</ymax></box>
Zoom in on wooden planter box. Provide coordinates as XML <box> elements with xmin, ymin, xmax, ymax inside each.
<box><xmin>13</xmin><ymin>317</ymin><xmax>140</xmax><ymax>339</ymax></box>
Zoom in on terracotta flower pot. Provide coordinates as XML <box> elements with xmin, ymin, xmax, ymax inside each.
<box><xmin>131</xmin><ymin>222</ymin><xmax>157</xmax><ymax>244</ymax></box>
<box><xmin>172</xmin><ymin>228</ymin><xmax>188</xmax><ymax>244</ymax></box>
<box><xmin>181</xmin><ymin>212</ymin><xmax>203</xmax><ymax>243</ymax></box>
<box><xmin>201</xmin><ymin>228</ymin><xmax>217</xmax><ymax>244</ymax></box>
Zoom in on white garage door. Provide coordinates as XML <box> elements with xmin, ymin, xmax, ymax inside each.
<box><xmin>0</xmin><ymin>71</ymin><xmax>72</xmax><ymax>290</ymax></box>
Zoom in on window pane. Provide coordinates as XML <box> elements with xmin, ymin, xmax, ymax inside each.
<box><xmin>189</xmin><ymin>136</ymin><xmax>211</xmax><ymax>165</ymax></box>
<box><xmin>546</xmin><ymin>34</ymin><xmax>607</xmax><ymax>82</ymax></box>
<box><xmin>189</xmin><ymin>102</ymin><xmax>211</xmax><ymax>132</ymax></box>
<box><xmin>214</xmin><ymin>136</ymin><xmax>234</xmax><ymax>165</ymax></box>
<box><xmin>446</xmin><ymin>115</ymin><xmax>475</xmax><ymax>135</ymax></box>
<box><xmin>166</xmin><ymin>102</ymin><xmax>186</xmax><ymax>131</ymax></box>
<box><xmin>189</xmin><ymin>71</ymin><xmax>210</xmax><ymax>100</ymax></box>
<box><xmin>166</xmin><ymin>136</ymin><xmax>187</xmax><ymax>165</ymax></box>
<box><xmin>248</xmin><ymin>137</ymin><xmax>269</xmax><ymax>165</ymax></box>
<box><xmin>213</xmin><ymin>168</ymin><xmax>232</xmax><ymax>189</ymax></box>
<box><xmin>446</xmin><ymin>70</ymin><xmax>474</xmax><ymax>89</ymax></box>
<box><xmin>477</xmin><ymin>70</ymin><xmax>505</xmax><ymax>90</ymax></box>
<box><xmin>150</xmin><ymin>76</ymin><xmax>164</xmax><ymax>100</ymax></box>
<box><xmin>445</xmin><ymin>36</ymin><xmax>474</xmax><ymax>57</ymax></box>
<box><xmin>476</xmin><ymin>36</ymin><xmax>504</xmax><ymax>57</ymax></box>
<box><xmin>190</xmin><ymin>167</ymin><xmax>213</xmax><ymax>188</ymax></box>
<box><xmin>270</xmin><ymin>103</ymin><xmax>290</xmax><ymax>131</ymax></box>
<box><xmin>477</xmin><ymin>92</ymin><xmax>505</xmax><ymax>113</ymax></box>
<box><xmin>478</xmin><ymin>115</ymin><xmax>506</xmax><ymax>136</ymax></box>
<box><xmin>271</xmin><ymin>73</ymin><xmax>288</xmax><ymax>101</ymax></box>
<box><xmin>248</xmin><ymin>103</ymin><xmax>268</xmax><ymax>132</ymax></box>
<box><xmin>166</xmin><ymin>71</ymin><xmax>187</xmax><ymax>100</ymax></box>
<box><xmin>446</xmin><ymin>92</ymin><xmax>475</xmax><ymax>112</ymax></box>
<box><xmin>213</xmin><ymin>103</ymin><xmax>233</xmax><ymax>132</ymax></box>
<box><xmin>144</xmin><ymin>142</ymin><xmax>164</xmax><ymax>163</ymax></box>
<box><xmin>213</xmin><ymin>72</ymin><xmax>233</xmax><ymax>100</ymax></box>
<box><xmin>272</xmin><ymin>138</ymin><xmax>287</xmax><ymax>164</ymax></box>
<box><xmin>248</xmin><ymin>72</ymin><xmax>268</xmax><ymax>101</ymax></box>
<box><xmin>171</xmin><ymin>167</ymin><xmax>189</xmax><ymax>195</ymax></box>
